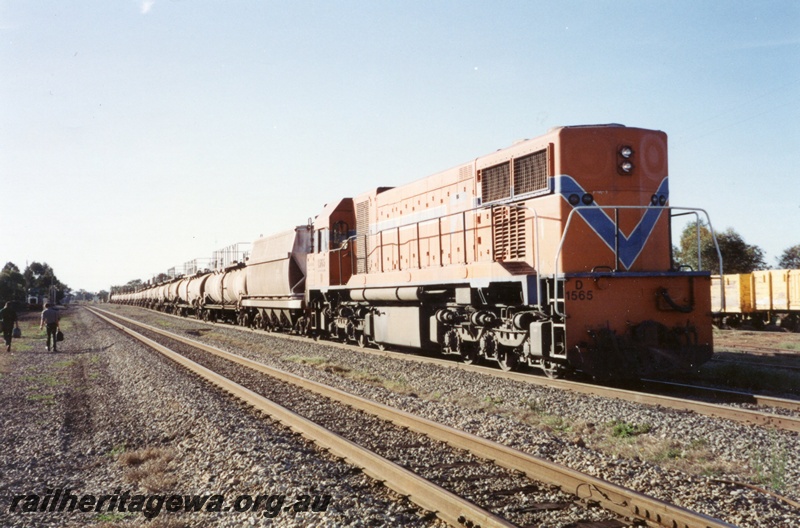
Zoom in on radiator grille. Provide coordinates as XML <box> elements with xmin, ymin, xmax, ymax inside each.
<box><xmin>481</xmin><ymin>162</ymin><xmax>511</xmax><ymax>203</ymax></box>
<box><xmin>513</xmin><ymin>149</ymin><xmax>549</xmax><ymax>195</ymax></box>
<box><xmin>356</xmin><ymin>200</ymin><xmax>370</xmax><ymax>273</ymax></box>
<box><xmin>492</xmin><ymin>206</ymin><xmax>526</xmax><ymax>261</ymax></box>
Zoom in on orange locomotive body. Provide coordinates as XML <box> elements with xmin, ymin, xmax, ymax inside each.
<box><xmin>307</xmin><ymin>124</ymin><xmax>714</xmax><ymax>378</ymax></box>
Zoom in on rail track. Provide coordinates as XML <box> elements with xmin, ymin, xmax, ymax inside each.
<box><xmin>100</xmin><ymin>304</ymin><xmax>800</xmax><ymax>433</ymax></box>
<box><xmin>714</xmin><ymin>343</ymin><xmax>800</xmax><ymax>357</ymax></box>
<box><xmin>709</xmin><ymin>355</ymin><xmax>800</xmax><ymax>373</ymax></box>
<box><xmin>635</xmin><ymin>379</ymin><xmax>800</xmax><ymax>413</ymax></box>
<box><xmin>89</xmin><ymin>307</ymin><xmax>736</xmax><ymax>528</ymax></box>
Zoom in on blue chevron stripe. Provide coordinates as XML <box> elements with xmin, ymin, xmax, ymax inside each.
<box><xmin>556</xmin><ymin>175</ymin><xmax>669</xmax><ymax>270</ymax></box>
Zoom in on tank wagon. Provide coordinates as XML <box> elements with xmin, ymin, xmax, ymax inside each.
<box><xmin>712</xmin><ymin>270</ymin><xmax>800</xmax><ymax>330</ymax></box>
<box><xmin>112</xmin><ymin>124</ymin><xmax>719</xmax><ymax>380</ymax></box>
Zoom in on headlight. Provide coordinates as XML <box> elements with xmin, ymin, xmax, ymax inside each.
<box><xmin>620</xmin><ymin>161</ymin><xmax>634</xmax><ymax>173</ymax></box>
<box><xmin>619</xmin><ymin>146</ymin><xmax>633</xmax><ymax>158</ymax></box>
<box><xmin>659</xmin><ymin>195</ymin><xmax>667</xmax><ymax>206</ymax></box>
<box><xmin>568</xmin><ymin>194</ymin><xmax>581</xmax><ymax>205</ymax></box>
<box><xmin>581</xmin><ymin>193</ymin><xmax>594</xmax><ymax>205</ymax></box>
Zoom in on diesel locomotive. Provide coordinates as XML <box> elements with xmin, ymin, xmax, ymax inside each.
<box><xmin>112</xmin><ymin>124</ymin><xmax>719</xmax><ymax>379</ymax></box>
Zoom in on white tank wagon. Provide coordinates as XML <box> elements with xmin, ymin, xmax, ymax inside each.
<box><xmin>196</xmin><ymin>266</ymin><xmax>248</xmax><ymax>323</ymax></box>
<box><xmin>167</xmin><ymin>273</ymin><xmax>211</xmax><ymax>317</ymax></box>
<box><xmin>166</xmin><ymin>279</ymin><xmax>182</xmax><ymax>305</ymax></box>
<box><xmin>155</xmin><ymin>283</ymin><xmax>169</xmax><ymax>309</ymax></box>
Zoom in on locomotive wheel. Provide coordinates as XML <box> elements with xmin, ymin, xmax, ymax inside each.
<box><xmin>346</xmin><ymin>322</ymin><xmax>357</xmax><ymax>342</ymax></box>
<box><xmin>479</xmin><ymin>332</ymin><xmax>497</xmax><ymax>361</ymax></box>
<box><xmin>459</xmin><ymin>342</ymin><xmax>480</xmax><ymax>365</ymax></box>
<box><xmin>542</xmin><ymin>360</ymin><xmax>565</xmax><ymax>379</ymax></box>
<box><xmin>497</xmin><ymin>348</ymin><xmax>519</xmax><ymax>372</ymax></box>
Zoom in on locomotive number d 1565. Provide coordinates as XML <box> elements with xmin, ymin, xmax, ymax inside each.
<box><xmin>565</xmin><ymin>279</ymin><xmax>595</xmax><ymax>302</ymax></box>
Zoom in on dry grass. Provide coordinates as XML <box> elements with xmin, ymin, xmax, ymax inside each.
<box><xmin>0</xmin><ymin>354</ymin><xmax>12</xmax><ymax>375</ymax></box>
<box><xmin>95</xmin><ymin>517</ymin><xmax>185</xmax><ymax>528</ymax></box>
<box><xmin>118</xmin><ymin>447</ymin><xmax>177</xmax><ymax>492</ymax></box>
<box><xmin>287</xmin><ymin>355</ymin><xmax>417</xmax><ymax>394</ymax></box>
<box><xmin>453</xmin><ymin>395</ymin><xmax>744</xmax><ymax>480</ymax></box>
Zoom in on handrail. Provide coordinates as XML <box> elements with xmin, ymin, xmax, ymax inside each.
<box><xmin>670</xmin><ymin>210</ymin><xmax>725</xmax><ymax>313</ymax></box>
<box><xmin>325</xmin><ymin>202</ymin><xmax>543</xmax><ymax>306</ymax></box>
<box><xmin>552</xmin><ymin>206</ymin><xmax>724</xmax><ymax>318</ymax></box>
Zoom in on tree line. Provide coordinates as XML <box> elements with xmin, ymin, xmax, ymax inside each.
<box><xmin>0</xmin><ymin>261</ymin><xmax>70</xmax><ymax>306</ymax></box>
<box><xmin>674</xmin><ymin>222</ymin><xmax>800</xmax><ymax>274</ymax></box>
<box><xmin>5</xmin><ymin>226</ymin><xmax>800</xmax><ymax>305</ymax></box>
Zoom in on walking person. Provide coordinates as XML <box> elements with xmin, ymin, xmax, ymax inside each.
<box><xmin>40</xmin><ymin>303</ymin><xmax>60</xmax><ymax>352</ymax></box>
<box><xmin>1</xmin><ymin>302</ymin><xmax>19</xmax><ymax>352</ymax></box>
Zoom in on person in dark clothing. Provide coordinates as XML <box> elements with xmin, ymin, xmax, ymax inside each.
<box><xmin>40</xmin><ymin>303</ymin><xmax>60</xmax><ymax>352</ymax></box>
<box><xmin>1</xmin><ymin>302</ymin><xmax>19</xmax><ymax>352</ymax></box>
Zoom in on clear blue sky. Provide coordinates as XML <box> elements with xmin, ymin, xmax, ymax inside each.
<box><xmin>2</xmin><ymin>1</ymin><xmax>798</xmax><ymax>293</ymax></box>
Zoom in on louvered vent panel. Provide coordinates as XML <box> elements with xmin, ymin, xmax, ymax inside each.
<box><xmin>513</xmin><ymin>149</ymin><xmax>549</xmax><ymax>195</ymax></box>
<box><xmin>481</xmin><ymin>162</ymin><xmax>511</xmax><ymax>203</ymax></box>
<box><xmin>356</xmin><ymin>200</ymin><xmax>370</xmax><ymax>273</ymax></box>
<box><xmin>492</xmin><ymin>206</ymin><xmax>526</xmax><ymax>261</ymax></box>
<box><xmin>459</xmin><ymin>165</ymin><xmax>473</xmax><ymax>181</ymax></box>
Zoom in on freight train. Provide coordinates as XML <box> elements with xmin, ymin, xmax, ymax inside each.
<box><xmin>111</xmin><ymin>124</ymin><xmax>720</xmax><ymax>380</ymax></box>
<box><xmin>712</xmin><ymin>270</ymin><xmax>800</xmax><ymax>331</ymax></box>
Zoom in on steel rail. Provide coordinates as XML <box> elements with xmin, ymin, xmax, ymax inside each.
<box><xmin>639</xmin><ymin>379</ymin><xmax>800</xmax><ymax>413</ymax></box>
<box><xmin>102</xmin><ymin>304</ymin><xmax>800</xmax><ymax>432</ymax></box>
<box><xmin>715</xmin><ymin>343</ymin><xmax>800</xmax><ymax>357</ymax></box>
<box><xmin>711</xmin><ymin>356</ymin><xmax>800</xmax><ymax>373</ymax></box>
<box><xmin>89</xmin><ymin>308</ymin><xmax>513</xmax><ymax>528</ymax></box>
<box><xmin>251</xmin><ymin>323</ymin><xmax>800</xmax><ymax>432</ymax></box>
<box><xmin>293</xmin><ymin>329</ymin><xmax>800</xmax><ymax>432</ymax></box>
<box><xmin>93</xmin><ymin>307</ymin><xmax>735</xmax><ymax>528</ymax></box>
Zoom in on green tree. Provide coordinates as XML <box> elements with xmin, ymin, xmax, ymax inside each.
<box><xmin>23</xmin><ymin>262</ymin><xmax>68</xmax><ymax>303</ymax></box>
<box><xmin>111</xmin><ymin>279</ymin><xmax>143</xmax><ymax>295</ymax></box>
<box><xmin>777</xmin><ymin>244</ymin><xmax>800</xmax><ymax>269</ymax></box>
<box><xmin>674</xmin><ymin>221</ymin><xmax>765</xmax><ymax>274</ymax></box>
<box><xmin>0</xmin><ymin>262</ymin><xmax>26</xmax><ymax>303</ymax></box>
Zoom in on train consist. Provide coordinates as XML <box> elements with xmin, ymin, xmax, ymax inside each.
<box><xmin>112</xmin><ymin>124</ymin><xmax>719</xmax><ymax>380</ymax></box>
<box><xmin>712</xmin><ymin>270</ymin><xmax>800</xmax><ymax>330</ymax></box>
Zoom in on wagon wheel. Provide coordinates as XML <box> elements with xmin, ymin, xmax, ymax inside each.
<box><xmin>294</xmin><ymin>316</ymin><xmax>309</xmax><ymax>336</ymax></box>
<box><xmin>497</xmin><ymin>347</ymin><xmax>519</xmax><ymax>372</ymax></box>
